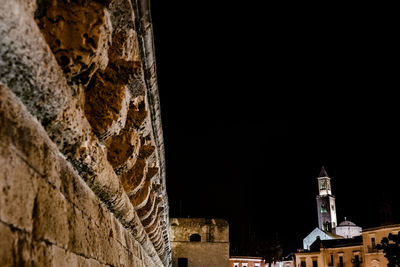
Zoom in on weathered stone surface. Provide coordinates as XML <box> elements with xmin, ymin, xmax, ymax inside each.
<box><xmin>109</xmin><ymin>0</ymin><xmax>135</xmax><ymax>31</ymax></box>
<box><xmin>67</xmin><ymin>204</ymin><xmax>94</xmax><ymax>258</ymax></box>
<box><xmin>0</xmin><ymin>0</ymin><xmax>170</xmax><ymax>264</ymax></box>
<box><xmin>109</xmin><ymin>30</ymin><xmax>141</xmax><ymax>63</ymax></box>
<box><xmin>31</xmin><ymin>241</ymin><xmax>52</xmax><ymax>267</ymax></box>
<box><xmin>170</xmin><ymin>218</ymin><xmax>230</xmax><ymax>267</ymax></box>
<box><xmin>130</xmin><ymin>177</ymin><xmax>151</xmax><ymax>209</ymax></box>
<box><xmin>107</xmin><ymin>129</ymin><xmax>141</xmax><ymax>169</ymax></box>
<box><xmin>0</xmin><ymin>222</ymin><xmax>15</xmax><ymax>267</ymax></box>
<box><xmin>33</xmin><ymin>178</ymin><xmax>69</xmax><ymax>248</ymax></box>
<box><xmin>0</xmin><ymin>144</ymin><xmax>38</xmax><ymax>232</ymax></box>
<box><xmin>84</xmin><ymin>73</ymin><xmax>130</xmax><ymax>138</ymax></box>
<box><xmin>121</xmin><ymin>158</ymin><xmax>147</xmax><ymax>193</ymax></box>
<box><xmin>0</xmin><ymin>84</ymin><xmax>167</xmax><ymax>265</ymax></box>
<box><xmin>137</xmin><ymin>192</ymin><xmax>156</xmax><ymax>220</ymax></box>
<box><xmin>51</xmin><ymin>245</ymin><xmax>79</xmax><ymax>267</ymax></box>
<box><xmin>35</xmin><ymin>0</ymin><xmax>112</xmax><ymax>80</ymax></box>
<box><xmin>0</xmin><ymin>0</ymin><xmax>69</xmax><ymax>124</ymax></box>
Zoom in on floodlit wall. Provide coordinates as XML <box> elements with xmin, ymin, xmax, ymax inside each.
<box><xmin>362</xmin><ymin>224</ymin><xmax>400</xmax><ymax>267</ymax></box>
<box><xmin>336</xmin><ymin>225</ymin><xmax>362</xmax><ymax>238</ymax></box>
<box><xmin>170</xmin><ymin>218</ymin><xmax>229</xmax><ymax>267</ymax></box>
<box><xmin>303</xmin><ymin>227</ymin><xmax>338</xmax><ymax>250</ymax></box>
<box><xmin>229</xmin><ymin>256</ymin><xmax>265</xmax><ymax>267</ymax></box>
<box><xmin>0</xmin><ymin>0</ymin><xmax>170</xmax><ymax>266</ymax></box>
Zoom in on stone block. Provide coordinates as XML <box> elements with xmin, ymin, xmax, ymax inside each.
<box><xmin>67</xmin><ymin>204</ymin><xmax>95</xmax><ymax>258</ymax></box>
<box><xmin>59</xmin><ymin>157</ymin><xmax>103</xmax><ymax>224</ymax></box>
<box><xmin>97</xmin><ymin>233</ymin><xmax>118</xmax><ymax>265</ymax></box>
<box><xmin>87</xmin><ymin>258</ymin><xmax>104</xmax><ymax>267</ymax></box>
<box><xmin>13</xmin><ymin>232</ymin><xmax>33</xmax><ymax>267</ymax></box>
<box><xmin>33</xmin><ymin>179</ymin><xmax>69</xmax><ymax>248</ymax></box>
<box><xmin>95</xmin><ymin>204</ymin><xmax>114</xmax><ymax>241</ymax></box>
<box><xmin>31</xmin><ymin>241</ymin><xmax>52</xmax><ymax>267</ymax></box>
<box><xmin>0</xmin><ymin>143</ymin><xmax>39</xmax><ymax>231</ymax></box>
<box><xmin>76</xmin><ymin>256</ymin><xmax>90</xmax><ymax>267</ymax></box>
<box><xmin>51</xmin><ymin>245</ymin><xmax>78</xmax><ymax>267</ymax></box>
<box><xmin>0</xmin><ymin>222</ymin><xmax>16</xmax><ymax>267</ymax></box>
<box><xmin>111</xmin><ymin>216</ymin><xmax>125</xmax><ymax>248</ymax></box>
<box><xmin>0</xmin><ymin>84</ymin><xmax>62</xmax><ymax>190</ymax></box>
<box><xmin>115</xmin><ymin>243</ymin><xmax>130</xmax><ymax>266</ymax></box>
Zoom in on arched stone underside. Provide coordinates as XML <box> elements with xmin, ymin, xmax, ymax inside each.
<box><xmin>0</xmin><ymin>0</ymin><xmax>170</xmax><ymax>266</ymax></box>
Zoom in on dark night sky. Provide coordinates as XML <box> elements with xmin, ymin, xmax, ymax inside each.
<box><xmin>150</xmin><ymin>1</ymin><xmax>398</xmax><ymax>255</ymax></box>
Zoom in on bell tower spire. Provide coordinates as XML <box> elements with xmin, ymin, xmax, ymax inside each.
<box><xmin>316</xmin><ymin>166</ymin><xmax>337</xmax><ymax>233</ymax></box>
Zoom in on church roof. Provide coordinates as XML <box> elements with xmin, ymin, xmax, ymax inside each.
<box><xmin>338</xmin><ymin>220</ymin><xmax>357</xmax><ymax>227</ymax></box>
<box><xmin>305</xmin><ymin>227</ymin><xmax>342</xmax><ymax>240</ymax></box>
<box><xmin>318</xmin><ymin>166</ymin><xmax>329</xmax><ymax>178</ymax></box>
<box><xmin>311</xmin><ymin>236</ymin><xmax>362</xmax><ymax>250</ymax></box>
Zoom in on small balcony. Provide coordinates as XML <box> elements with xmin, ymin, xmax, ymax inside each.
<box><xmin>367</xmin><ymin>245</ymin><xmax>380</xmax><ymax>253</ymax></box>
<box><xmin>351</xmin><ymin>257</ymin><xmax>363</xmax><ymax>265</ymax></box>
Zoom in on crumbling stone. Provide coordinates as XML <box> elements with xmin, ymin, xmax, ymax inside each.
<box><xmin>1</xmin><ymin>0</ymin><xmax>170</xmax><ymax>264</ymax></box>
<box><xmin>35</xmin><ymin>0</ymin><xmax>112</xmax><ymax>81</ymax></box>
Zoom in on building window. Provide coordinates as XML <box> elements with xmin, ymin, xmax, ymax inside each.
<box><xmin>234</xmin><ymin>263</ymin><xmax>239</xmax><ymax>267</ymax></box>
<box><xmin>178</xmin><ymin>258</ymin><xmax>188</xmax><ymax>267</ymax></box>
<box><xmin>242</xmin><ymin>263</ymin><xmax>248</xmax><ymax>267</ymax></box>
<box><xmin>371</xmin><ymin>237</ymin><xmax>376</xmax><ymax>248</ymax></box>
<box><xmin>353</xmin><ymin>255</ymin><xmax>361</xmax><ymax>267</ymax></box>
<box><xmin>189</xmin><ymin>233</ymin><xmax>201</xmax><ymax>242</ymax></box>
<box><xmin>255</xmin><ymin>264</ymin><xmax>260</xmax><ymax>267</ymax></box>
<box><xmin>321</xmin><ymin>203</ymin><xmax>327</xmax><ymax>213</ymax></box>
<box><xmin>324</xmin><ymin>221</ymin><xmax>331</xmax><ymax>232</ymax></box>
<box><xmin>301</xmin><ymin>260</ymin><xmax>306</xmax><ymax>267</ymax></box>
<box><xmin>339</xmin><ymin>255</ymin><xmax>343</xmax><ymax>267</ymax></box>
<box><xmin>328</xmin><ymin>254</ymin><xmax>334</xmax><ymax>266</ymax></box>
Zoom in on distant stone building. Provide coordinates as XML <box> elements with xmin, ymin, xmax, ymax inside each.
<box><xmin>229</xmin><ymin>256</ymin><xmax>295</xmax><ymax>267</ymax></box>
<box><xmin>170</xmin><ymin>218</ymin><xmax>230</xmax><ymax>267</ymax></box>
<box><xmin>229</xmin><ymin>256</ymin><xmax>265</xmax><ymax>267</ymax></box>
<box><xmin>362</xmin><ymin>224</ymin><xmax>400</xmax><ymax>267</ymax></box>
<box><xmin>296</xmin><ymin>224</ymin><xmax>400</xmax><ymax>267</ymax></box>
<box><xmin>296</xmin><ymin>236</ymin><xmax>363</xmax><ymax>267</ymax></box>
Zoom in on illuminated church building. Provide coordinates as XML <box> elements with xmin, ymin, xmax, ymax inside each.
<box><xmin>303</xmin><ymin>167</ymin><xmax>362</xmax><ymax>250</ymax></box>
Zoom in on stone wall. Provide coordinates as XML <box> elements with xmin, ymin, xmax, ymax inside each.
<box><xmin>0</xmin><ymin>0</ymin><xmax>170</xmax><ymax>266</ymax></box>
<box><xmin>170</xmin><ymin>218</ymin><xmax>230</xmax><ymax>267</ymax></box>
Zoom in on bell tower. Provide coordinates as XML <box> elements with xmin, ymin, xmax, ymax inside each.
<box><xmin>316</xmin><ymin>166</ymin><xmax>337</xmax><ymax>233</ymax></box>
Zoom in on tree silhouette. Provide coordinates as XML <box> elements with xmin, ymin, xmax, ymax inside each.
<box><xmin>254</xmin><ymin>240</ymin><xmax>283</xmax><ymax>267</ymax></box>
<box><xmin>376</xmin><ymin>231</ymin><xmax>400</xmax><ymax>267</ymax></box>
